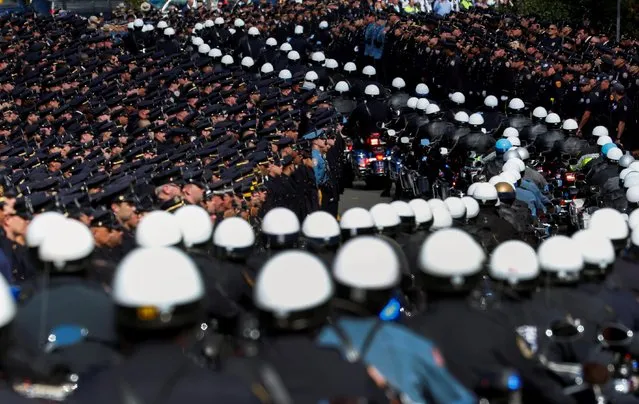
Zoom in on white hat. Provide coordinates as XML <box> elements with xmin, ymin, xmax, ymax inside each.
<box><xmin>294</xmin><ymin>25</ymin><xmax>304</xmax><ymax>35</ymax></box>
<box><xmin>461</xmin><ymin>196</ymin><xmax>480</xmax><ymax>219</ymax></box>
<box><xmin>340</xmin><ymin>207</ymin><xmax>375</xmax><ymax>237</ymax></box>
<box><xmin>370</xmin><ymin>203</ymin><xmax>401</xmax><ymax>231</ymax></box>
<box><xmin>490</xmin><ymin>240</ymin><xmax>539</xmax><ymax>285</ymax></box>
<box><xmin>278</xmin><ymin>69</ymin><xmax>292</xmax><ymax>80</ymax></box>
<box><xmin>174</xmin><ymin>205</ymin><xmax>212</xmax><ymax>249</ymax></box>
<box><xmin>134</xmin><ymin>18</ymin><xmax>144</xmax><ymax>27</ymax></box>
<box><xmin>408</xmin><ymin>199</ymin><xmax>433</xmax><ymax>226</ymax></box>
<box><xmin>261</xmin><ymin>63</ymin><xmax>274</xmax><ymax>74</ymax></box>
<box><xmin>508</xmin><ymin>98</ymin><xmax>525</xmax><ymax>110</ymax></box>
<box><xmin>431</xmin><ymin>207</ymin><xmax>453</xmax><ymax>230</ymax></box>
<box><xmin>234</xmin><ymin>18</ymin><xmax>245</xmax><ymax>27</ymax></box>
<box><xmin>364</xmin><ymin>84</ymin><xmax>380</xmax><ymax>96</ymax></box>
<box><xmin>287</xmin><ymin>50</ymin><xmax>300</xmax><ymax>61</ymax></box>
<box><xmin>302</xmin><ymin>211</ymin><xmax>340</xmax><ymax>244</ymax></box>
<box><xmin>221</xmin><ymin>55</ymin><xmax>234</xmax><ymax>65</ymax></box>
<box><xmin>241</xmin><ymin>56</ymin><xmax>255</xmax><ymax>68</ymax></box>
<box><xmin>319</xmin><ymin>20</ymin><xmax>329</xmax><ymax>29</ymax></box>
<box><xmin>208</xmin><ymin>48</ymin><xmax>222</xmax><ymax>58</ymax></box>
<box><xmin>26</xmin><ymin>212</ymin><xmax>66</xmax><ymax>248</ymax></box>
<box><xmin>324</xmin><ymin>59</ymin><xmax>338</xmax><ymax>69</ymax></box>
<box><xmin>213</xmin><ymin>217</ymin><xmax>255</xmax><ymax>251</ymax></box>
<box><xmin>311</xmin><ymin>52</ymin><xmax>326</xmax><ymax>63</ymax></box>
<box><xmin>248</xmin><ymin>27</ymin><xmax>260</xmax><ymax>36</ymax></box>
<box><xmin>444</xmin><ymin>197</ymin><xmax>466</xmax><ymax>219</ymax></box>
<box><xmin>261</xmin><ymin>207</ymin><xmax>300</xmax><ymax>237</ymax></box>
<box><xmin>279</xmin><ymin>43</ymin><xmax>292</xmax><ymax>52</ymax></box>
<box><xmin>113</xmin><ymin>247</ymin><xmax>204</xmax><ymax>308</ymax></box>
<box><xmin>214</xmin><ymin>17</ymin><xmax>225</xmax><ymax>25</ymax></box>
<box><xmin>362</xmin><ymin>65</ymin><xmax>376</xmax><ymax>76</ymax></box>
<box><xmin>157</xmin><ymin>21</ymin><xmax>168</xmax><ymax>29</ymax></box>
<box><xmin>39</xmin><ymin>219</ymin><xmax>94</xmax><ymax>270</ymax></box>
<box><xmin>266</xmin><ymin>37</ymin><xmax>278</xmax><ymax>47</ymax></box>
<box><xmin>198</xmin><ymin>44</ymin><xmax>211</xmax><ymax>54</ymax></box>
<box><xmin>136</xmin><ymin>211</ymin><xmax>182</xmax><ymax>248</ymax></box>
<box><xmin>572</xmin><ymin>230</ymin><xmax>615</xmax><ymax>269</ymax></box>
<box><xmin>415</xmin><ymin>83</ymin><xmax>429</xmax><ymax>96</ymax></box>
<box><xmin>333</xmin><ymin>237</ymin><xmax>400</xmax><ymax>290</ymax></box>
<box><xmin>163</xmin><ymin>28</ymin><xmax>175</xmax><ymax>36</ymax></box>
<box><xmin>392</xmin><ymin>77</ymin><xmax>406</xmax><ymax>89</ymax></box>
<box><xmin>254</xmin><ymin>251</ymin><xmax>332</xmax><ymax>314</ymax></box>
<box><xmin>538</xmin><ymin>236</ymin><xmax>583</xmax><ymax>278</ymax></box>
<box><xmin>468</xmin><ymin>113</ymin><xmax>484</xmax><ymax>126</ymax></box>
<box><xmin>419</xmin><ymin>229</ymin><xmax>485</xmax><ymax>280</ymax></box>
<box><xmin>589</xmin><ymin>208</ymin><xmax>629</xmax><ymax>242</ymax></box>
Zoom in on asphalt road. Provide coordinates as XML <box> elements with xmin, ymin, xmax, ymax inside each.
<box><xmin>338</xmin><ymin>181</ymin><xmax>391</xmax><ymax>215</ymax></box>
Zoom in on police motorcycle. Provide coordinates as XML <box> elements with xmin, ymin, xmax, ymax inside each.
<box><xmin>350</xmin><ymin>127</ymin><xmax>394</xmax><ymax>189</ymax></box>
<box><xmin>540</xmin><ymin>319</ymin><xmax>639</xmax><ymax>403</ymax></box>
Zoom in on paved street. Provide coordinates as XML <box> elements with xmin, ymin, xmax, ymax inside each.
<box><xmin>338</xmin><ymin>181</ymin><xmax>391</xmax><ymax>215</ymax></box>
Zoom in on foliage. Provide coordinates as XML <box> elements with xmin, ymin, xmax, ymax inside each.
<box><xmin>513</xmin><ymin>0</ymin><xmax>639</xmax><ymax>37</ymax></box>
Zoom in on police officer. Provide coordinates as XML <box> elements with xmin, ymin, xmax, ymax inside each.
<box><xmin>226</xmin><ymin>251</ymin><xmax>388</xmax><ymax>403</ymax></box>
<box><xmin>466</xmin><ymin>182</ymin><xmax>520</xmax><ymax>251</ymax></box>
<box><xmin>488</xmin><ymin>241</ymin><xmax>583</xmax><ymax>371</ymax></box>
<box><xmin>302</xmin><ymin>211</ymin><xmax>341</xmax><ymax>267</ymax></box>
<box><xmin>535</xmin><ymin>236</ymin><xmax>618</xmax><ymax>358</ymax></box>
<box><xmin>210</xmin><ymin>217</ymin><xmax>255</xmax><ymax>312</ymax></box>
<box><xmin>572</xmin><ymin>229</ymin><xmax>639</xmax><ymax>331</ymax></box>
<box><xmin>70</xmin><ymin>247</ymin><xmax>260</xmax><ymax>404</ymax></box>
<box><xmin>520</xmin><ymin>107</ymin><xmax>548</xmax><ymax>146</ymax></box>
<box><xmin>317</xmin><ymin>236</ymin><xmax>476</xmax><ymax>403</ymax></box>
<box><xmin>404</xmin><ymin>198</ymin><xmax>434</xmax><ymax>271</ymax></box>
<box><xmin>407</xmin><ymin>229</ymin><xmax>574</xmax><ymax>403</ymax></box>
<box><xmin>492</xmin><ymin>180</ymin><xmax>537</xmax><ymax>245</ymax></box>
<box><xmin>13</xmin><ymin>219</ymin><xmax>118</xmax><ymax>375</ymax></box>
<box><xmin>246</xmin><ymin>207</ymin><xmax>300</xmax><ymax>278</ymax></box>
<box><xmin>610</xmin><ymin>82</ymin><xmax>635</xmax><ymax>151</ymax></box>
<box><xmin>175</xmin><ymin>205</ymin><xmax>247</xmax><ymax>334</ymax></box>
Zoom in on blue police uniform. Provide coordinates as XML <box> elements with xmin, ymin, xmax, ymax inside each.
<box><xmin>317</xmin><ymin>317</ymin><xmax>476</xmax><ymax>404</ymax></box>
<box><xmin>520</xmin><ymin>179</ymin><xmax>551</xmax><ymax>206</ymax></box>
<box><xmin>515</xmin><ymin>187</ymin><xmax>544</xmax><ymax>217</ymax></box>
<box><xmin>311</xmin><ymin>148</ymin><xmax>329</xmax><ymax>187</ymax></box>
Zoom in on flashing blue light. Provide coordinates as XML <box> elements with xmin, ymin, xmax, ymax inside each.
<box><xmin>507</xmin><ymin>374</ymin><xmax>521</xmax><ymax>391</ymax></box>
<box><xmin>379</xmin><ymin>297</ymin><xmax>401</xmax><ymax>321</ymax></box>
<box><xmin>420</xmin><ymin>139</ymin><xmax>431</xmax><ymax>146</ymax></box>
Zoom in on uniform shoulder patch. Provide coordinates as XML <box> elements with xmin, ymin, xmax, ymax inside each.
<box><xmin>516</xmin><ymin>335</ymin><xmax>534</xmax><ymax>359</ymax></box>
<box><xmin>555</xmin><ymin>81</ymin><xmax>562</xmax><ymax>88</ymax></box>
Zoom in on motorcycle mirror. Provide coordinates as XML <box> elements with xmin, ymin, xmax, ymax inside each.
<box><xmin>400</xmin><ymin>136</ymin><xmax>410</xmax><ymax>144</ymax></box>
<box><xmin>546</xmin><ymin>318</ymin><xmax>584</xmax><ymax>342</ymax></box>
<box><xmin>582</xmin><ymin>362</ymin><xmax>611</xmax><ymax>386</ymax></box>
<box><xmin>598</xmin><ymin>323</ymin><xmax>634</xmax><ymax>348</ymax></box>
<box><xmin>45</xmin><ymin>324</ymin><xmax>88</xmax><ymax>353</ymax></box>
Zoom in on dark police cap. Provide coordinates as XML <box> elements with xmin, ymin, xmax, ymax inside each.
<box><xmin>14</xmin><ymin>192</ymin><xmax>53</xmax><ymax>219</ymax></box>
<box><xmin>274</xmin><ymin>136</ymin><xmax>294</xmax><ymax>147</ymax></box>
<box><xmin>90</xmin><ymin>209</ymin><xmax>122</xmax><ymax>229</ymax></box>
<box><xmin>152</xmin><ymin>167</ymin><xmax>185</xmax><ymax>186</ymax></box>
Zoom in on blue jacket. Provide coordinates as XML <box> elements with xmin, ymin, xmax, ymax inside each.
<box><xmin>312</xmin><ymin>149</ymin><xmax>329</xmax><ymax>186</ymax></box>
<box><xmin>317</xmin><ymin>317</ymin><xmax>476</xmax><ymax>404</ymax></box>
<box><xmin>516</xmin><ymin>187</ymin><xmax>544</xmax><ymax>217</ymax></box>
<box><xmin>521</xmin><ymin>179</ymin><xmax>551</xmax><ymax>206</ymax></box>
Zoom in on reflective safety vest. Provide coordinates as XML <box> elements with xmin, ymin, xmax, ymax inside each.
<box><xmin>460</xmin><ymin>0</ymin><xmax>473</xmax><ymax>9</ymax></box>
<box><xmin>403</xmin><ymin>5</ymin><xmax>417</xmax><ymax>12</ymax></box>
